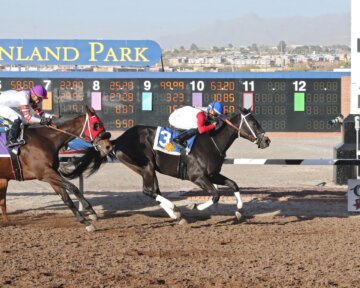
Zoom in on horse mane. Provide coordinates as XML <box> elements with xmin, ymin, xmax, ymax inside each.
<box><xmin>60</xmin><ymin>147</ymin><xmax>107</xmax><ymax>179</ymax></box>
<box><xmin>229</xmin><ymin>107</ymin><xmax>249</xmax><ymax>117</ymax></box>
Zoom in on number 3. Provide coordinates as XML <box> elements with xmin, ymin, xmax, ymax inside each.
<box><xmin>159</xmin><ymin>130</ymin><xmax>171</xmax><ymax>147</ymax></box>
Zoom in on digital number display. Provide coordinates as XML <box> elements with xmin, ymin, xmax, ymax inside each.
<box><xmin>0</xmin><ymin>77</ymin><xmax>341</xmax><ymax>132</ymax></box>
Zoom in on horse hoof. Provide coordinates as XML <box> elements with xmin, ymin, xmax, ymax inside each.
<box><xmin>187</xmin><ymin>203</ymin><xmax>197</xmax><ymax>210</ymax></box>
<box><xmin>235</xmin><ymin>211</ymin><xmax>242</xmax><ymax>221</ymax></box>
<box><xmin>88</xmin><ymin>214</ymin><xmax>98</xmax><ymax>221</ymax></box>
<box><xmin>178</xmin><ymin>218</ymin><xmax>188</xmax><ymax>225</ymax></box>
<box><xmin>86</xmin><ymin>224</ymin><xmax>96</xmax><ymax>232</ymax></box>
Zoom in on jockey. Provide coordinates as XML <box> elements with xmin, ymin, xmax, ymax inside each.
<box><xmin>0</xmin><ymin>85</ymin><xmax>54</xmax><ymax>147</ymax></box>
<box><xmin>173</xmin><ymin>101</ymin><xmax>224</xmax><ymax>148</ymax></box>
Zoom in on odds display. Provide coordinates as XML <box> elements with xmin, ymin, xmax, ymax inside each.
<box><xmin>0</xmin><ymin>77</ymin><xmax>341</xmax><ymax>132</ymax></box>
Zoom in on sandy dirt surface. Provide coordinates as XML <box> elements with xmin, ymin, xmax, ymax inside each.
<box><xmin>2</xmin><ymin>136</ymin><xmax>360</xmax><ymax>287</ymax></box>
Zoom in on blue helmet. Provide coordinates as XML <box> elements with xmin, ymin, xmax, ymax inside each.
<box><xmin>207</xmin><ymin>101</ymin><xmax>224</xmax><ymax>115</ymax></box>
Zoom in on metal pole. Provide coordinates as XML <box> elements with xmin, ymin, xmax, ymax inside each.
<box><xmin>161</xmin><ymin>54</ymin><xmax>165</xmax><ymax>72</ymax></box>
<box><xmin>355</xmin><ymin>116</ymin><xmax>360</xmax><ymax>179</ymax></box>
<box><xmin>79</xmin><ymin>174</ymin><xmax>85</xmax><ymax>211</ymax></box>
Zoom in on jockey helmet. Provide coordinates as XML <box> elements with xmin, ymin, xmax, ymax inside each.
<box><xmin>207</xmin><ymin>101</ymin><xmax>224</xmax><ymax>115</ymax></box>
<box><xmin>30</xmin><ymin>85</ymin><xmax>48</xmax><ymax>99</ymax></box>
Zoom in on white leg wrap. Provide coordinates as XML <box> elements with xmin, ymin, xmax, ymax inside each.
<box><xmin>159</xmin><ymin>202</ymin><xmax>178</xmax><ymax>219</ymax></box>
<box><xmin>156</xmin><ymin>195</ymin><xmax>178</xmax><ymax>219</ymax></box>
<box><xmin>234</xmin><ymin>191</ymin><xmax>243</xmax><ymax>209</ymax></box>
<box><xmin>156</xmin><ymin>195</ymin><xmax>175</xmax><ymax>209</ymax></box>
<box><xmin>196</xmin><ymin>199</ymin><xmax>214</xmax><ymax>211</ymax></box>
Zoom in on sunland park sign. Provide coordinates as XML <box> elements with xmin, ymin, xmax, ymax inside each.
<box><xmin>0</xmin><ymin>39</ymin><xmax>162</xmax><ymax>66</ymax></box>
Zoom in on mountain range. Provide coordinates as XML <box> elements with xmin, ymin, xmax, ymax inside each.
<box><xmin>157</xmin><ymin>13</ymin><xmax>350</xmax><ymax>48</ymax></box>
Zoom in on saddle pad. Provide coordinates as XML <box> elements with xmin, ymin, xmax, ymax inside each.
<box><xmin>0</xmin><ymin>132</ymin><xmax>10</xmax><ymax>157</ymax></box>
<box><xmin>59</xmin><ymin>139</ymin><xmax>91</xmax><ymax>161</ymax></box>
<box><xmin>0</xmin><ymin>132</ymin><xmax>23</xmax><ymax>180</ymax></box>
<box><xmin>67</xmin><ymin>138</ymin><xmax>92</xmax><ymax>151</ymax></box>
<box><xmin>153</xmin><ymin>127</ymin><xmax>196</xmax><ymax>156</ymax></box>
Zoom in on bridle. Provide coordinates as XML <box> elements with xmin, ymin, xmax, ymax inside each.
<box><xmin>224</xmin><ymin>111</ymin><xmax>265</xmax><ymax>146</ymax></box>
<box><xmin>209</xmin><ymin>110</ymin><xmax>265</xmax><ymax>155</ymax></box>
<box><xmin>79</xmin><ymin>113</ymin><xmax>101</xmax><ymax>142</ymax></box>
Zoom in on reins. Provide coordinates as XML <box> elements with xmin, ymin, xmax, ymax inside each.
<box><xmin>224</xmin><ymin>119</ymin><xmax>240</xmax><ymax>131</ymax></box>
<box><xmin>44</xmin><ymin>113</ymin><xmax>92</xmax><ymax>143</ymax></box>
<box><xmin>45</xmin><ymin>124</ymin><xmax>81</xmax><ymax>139</ymax></box>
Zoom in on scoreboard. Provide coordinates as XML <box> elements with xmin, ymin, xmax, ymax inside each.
<box><xmin>0</xmin><ymin>72</ymin><xmax>347</xmax><ymax>132</ymax></box>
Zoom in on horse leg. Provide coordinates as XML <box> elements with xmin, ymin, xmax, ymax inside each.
<box><xmin>209</xmin><ymin>173</ymin><xmax>242</xmax><ymax>209</ymax></box>
<box><xmin>142</xmin><ymin>167</ymin><xmax>182</xmax><ymax>220</ymax></box>
<box><xmin>43</xmin><ymin>170</ymin><xmax>96</xmax><ymax>231</ymax></box>
<box><xmin>209</xmin><ymin>173</ymin><xmax>244</xmax><ymax>221</ymax></box>
<box><xmin>118</xmin><ymin>152</ymin><xmax>183</xmax><ymax>221</ymax></box>
<box><xmin>190</xmin><ymin>176</ymin><xmax>220</xmax><ymax>211</ymax></box>
<box><xmin>153</xmin><ymin>173</ymin><xmax>161</xmax><ymax>195</ymax></box>
<box><xmin>0</xmin><ymin>179</ymin><xmax>9</xmax><ymax>222</ymax></box>
<box><xmin>65</xmin><ymin>180</ymin><xmax>98</xmax><ymax>221</ymax></box>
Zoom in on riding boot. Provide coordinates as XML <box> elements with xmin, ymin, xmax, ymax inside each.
<box><xmin>173</xmin><ymin>128</ymin><xmax>198</xmax><ymax>148</ymax></box>
<box><xmin>6</xmin><ymin>118</ymin><xmax>22</xmax><ymax>147</ymax></box>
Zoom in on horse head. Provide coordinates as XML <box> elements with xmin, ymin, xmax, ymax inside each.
<box><xmin>58</xmin><ymin>106</ymin><xmax>113</xmax><ymax>179</ymax></box>
<box><xmin>224</xmin><ymin>107</ymin><xmax>271</xmax><ymax>149</ymax></box>
<box><xmin>74</xmin><ymin>105</ymin><xmax>112</xmax><ymax>157</ymax></box>
<box><xmin>56</xmin><ymin>106</ymin><xmax>112</xmax><ymax>157</ymax></box>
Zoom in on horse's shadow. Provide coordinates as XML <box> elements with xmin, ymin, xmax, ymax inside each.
<box><xmin>7</xmin><ymin>187</ymin><xmax>350</xmax><ymax>226</ymax></box>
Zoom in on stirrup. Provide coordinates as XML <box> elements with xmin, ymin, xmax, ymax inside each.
<box><xmin>7</xmin><ymin>139</ymin><xmax>25</xmax><ymax>148</ymax></box>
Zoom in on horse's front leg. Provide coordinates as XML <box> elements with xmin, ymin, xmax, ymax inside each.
<box><xmin>209</xmin><ymin>173</ymin><xmax>243</xmax><ymax>221</ymax></box>
<box><xmin>43</xmin><ymin>170</ymin><xmax>96</xmax><ymax>232</ymax></box>
<box><xmin>0</xmin><ymin>179</ymin><xmax>9</xmax><ymax>222</ymax></box>
<box><xmin>190</xmin><ymin>175</ymin><xmax>220</xmax><ymax>211</ymax></box>
<box><xmin>142</xmin><ymin>169</ymin><xmax>183</xmax><ymax>221</ymax></box>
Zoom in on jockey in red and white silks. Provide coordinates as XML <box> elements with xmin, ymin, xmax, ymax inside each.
<box><xmin>169</xmin><ymin>101</ymin><xmax>224</xmax><ymax>148</ymax></box>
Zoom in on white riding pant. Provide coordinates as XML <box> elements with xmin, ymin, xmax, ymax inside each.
<box><xmin>169</xmin><ymin>106</ymin><xmax>201</xmax><ymax>130</ymax></box>
<box><xmin>0</xmin><ymin>105</ymin><xmax>22</xmax><ymax>124</ymax></box>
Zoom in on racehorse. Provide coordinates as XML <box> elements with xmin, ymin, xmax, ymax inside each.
<box><xmin>0</xmin><ymin>106</ymin><xmax>112</xmax><ymax>231</ymax></box>
<box><xmin>65</xmin><ymin>107</ymin><xmax>270</xmax><ymax>223</ymax></box>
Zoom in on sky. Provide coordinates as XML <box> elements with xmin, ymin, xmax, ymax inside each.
<box><xmin>0</xmin><ymin>0</ymin><xmax>351</xmax><ymax>47</ymax></box>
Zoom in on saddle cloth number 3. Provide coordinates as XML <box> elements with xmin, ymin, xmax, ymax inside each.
<box><xmin>158</xmin><ymin>130</ymin><xmax>172</xmax><ymax>148</ymax></box>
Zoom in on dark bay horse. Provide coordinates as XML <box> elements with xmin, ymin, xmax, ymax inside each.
<box><xmin>66</xmin><ymin>107</ymin><xmax>270</xmax><ymax>223</ymax></box>
<box><xmin>0</xmin><ymin>106</ymin><xmax>112</xmax><ymax>231</ymax></box>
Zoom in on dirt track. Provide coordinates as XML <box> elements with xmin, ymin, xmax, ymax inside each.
<box><xmin>2</xmin><ymin>136</ymin><xmax>360</xmax><ymax>287</ymax></box>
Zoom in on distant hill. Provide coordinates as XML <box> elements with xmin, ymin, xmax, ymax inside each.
<box><xmin>157</xmin><ymin>13</ymin><xmax>350</xmax><ymax>48</ymax></box>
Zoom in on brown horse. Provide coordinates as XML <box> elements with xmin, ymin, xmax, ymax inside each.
<box><xmin>0</xmin><ymin>106</ymin><xmax>112</xmax><ymax>231</ymax></box>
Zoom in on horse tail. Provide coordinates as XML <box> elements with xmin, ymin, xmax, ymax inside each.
<box><xmin>60</xmin><ymin>147</ymin><xmax>107</xmax><ymax>179</ymax></box>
